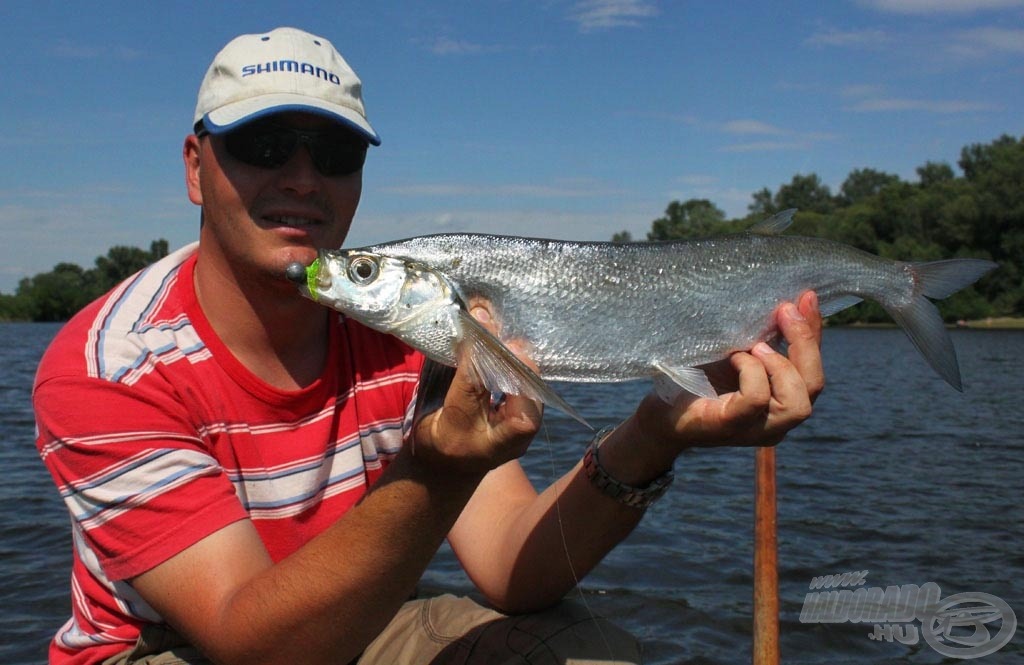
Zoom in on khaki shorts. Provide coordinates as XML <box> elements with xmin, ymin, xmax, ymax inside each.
<box><xmin>103</xmin><ymin>594</ymin><xmax>641</xmax><ymax>665</ymax></box>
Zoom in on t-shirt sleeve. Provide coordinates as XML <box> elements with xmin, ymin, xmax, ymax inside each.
<box><xmin>34</xmin><ymin>372</ymin><xmax>247</xmax><ymax>581</ymax></box>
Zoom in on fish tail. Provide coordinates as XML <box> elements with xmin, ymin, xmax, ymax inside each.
<box><xmin>885</xmin><ymin>259</ymin><xmax>997</xmax><ymax>391</ymax></box>
<box><xmin>912</xmin><ymin>259</ymin><xmax>997</xmax><ymax>300</ymax></box>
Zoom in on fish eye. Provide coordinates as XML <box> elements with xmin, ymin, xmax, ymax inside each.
<box><xmin>347</xmin><ymin>256</ymin><xmax>379</xmax><ymax>285</ymax></box>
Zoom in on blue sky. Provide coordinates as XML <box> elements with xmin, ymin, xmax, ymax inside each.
<box><xmin>1</xmin><ymin>0</ymin><xmax>1022</xmax><ymax>293</ymax></box>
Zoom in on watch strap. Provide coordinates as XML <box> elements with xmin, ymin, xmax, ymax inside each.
<box><xmin>582</xmin><ymin>426</ymin><xmax>674</xmax><ymax>510</ymax></box>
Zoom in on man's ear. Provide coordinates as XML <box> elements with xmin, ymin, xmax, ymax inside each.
<box><xmin>184</xmin><ymin>134</ymin><xmax>202</xmax><ymax>206</ymax></box>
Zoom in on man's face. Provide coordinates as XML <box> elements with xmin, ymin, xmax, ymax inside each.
<box><xmin>185</xmin><ymin>112</ymin><xmax>364</xmax><ymax>284</ymax></box>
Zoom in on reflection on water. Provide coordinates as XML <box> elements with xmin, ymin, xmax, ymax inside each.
<box><xmin>2</xmin><ymin>324</ymin><xmax>1021</xmax><ymax>664</ymax></box>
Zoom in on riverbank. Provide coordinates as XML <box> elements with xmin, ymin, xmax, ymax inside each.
<box><xmin>957</xmin><ymin>316</ymin><xmax>1024</xmax><ymax>329</ymax></box>
<box><xmin>837</xmin><ymin>316</ymin><xmax>1024</xmax><ymax>330</ymax></box>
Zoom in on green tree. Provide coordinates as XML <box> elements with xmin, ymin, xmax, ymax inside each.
<box><xmin>0</xmin><ymin>292</ymin><xmax>34</xmax><ymax>321</ymax></box>
<box><xmin>958</xmin><ymin>135</ymin><xmax>1024</xmax><ymax>313</ymax></box>
<box><xmin>18</xmin><ymin>263</ymin><xmax>94</xmax><ymax>322</ymax></box>
<box><xmin>1</xmin><ymin>238</ymin><xmax>172</xmax><ymax>322</ymax></box>
<box><xmin>748</xmin><ymin>187</ymin><xmax>775</xmax><ymax>217</ymax></box>
<box><xmin>774</xmin><ymin>173</ymin><xmax>835</xmax><ymax>214</ymax></box>
<box><xmin>838</xmin><ymin>168</ymin><xmax>901</xmax><ymax>206</ymax></box>
<box><xmin>916</xmin><ymin>161</ymin><xmax>955</xmax><ymax>188</ymax></box>
<box><xmin>647</xmin><ymin>199</ymin><xmax>727</xmax><ymax>240</ymax></box>
<box><xmin>820</xmin><ymin>205</ymin><xmax>878</xmax><ymax>252</ymax></box>
<box><xmin>627</xmin><ymin>134</ymin><xmax>1024</xmax><ymax>321</ymax></box>
<box><xmin>93</xmin><ymin>240</ymin><xmax>168</xmax><ymax>292</ymax></box>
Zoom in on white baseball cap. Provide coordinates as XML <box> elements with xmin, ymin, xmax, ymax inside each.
<box><xmin>194</xmin><ymin>27</ymin><xmax>380</xmax><ymax>145</ymax></box>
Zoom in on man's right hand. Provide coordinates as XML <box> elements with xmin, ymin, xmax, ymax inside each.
<box><xmin>410</xmin><ymin>306</ymin><xmax>543</xmax><ymax>477</ymax></box>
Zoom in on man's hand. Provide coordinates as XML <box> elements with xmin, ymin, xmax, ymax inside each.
<box><xmin>634</xmin><ymin>290</ymin><xmax>825</xmax><ymax>452</ymax></box>
<box><xmin>410</xmin><ymin>306</ymin><xmax>543</xmax><ymax>477</ymax></box>
<box><xmin>591</xmin><ymin>291</ymin><xmax>824</xmax><ymax>491</ymax></box>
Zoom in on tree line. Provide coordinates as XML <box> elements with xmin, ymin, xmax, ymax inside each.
<box><xmin>613</xmin><ymin>134</ymin><xmax>1021</xmax><ymax>323</ymax></box>
<box><xmin>2</xmin><ymin>134</ymin><xmax>1020</xmax><ymax>323</ymax></box>
<box><xmin>0</xmin><ymin>240</ymin><xmax>169</xmax><ymax>322</ymax></box>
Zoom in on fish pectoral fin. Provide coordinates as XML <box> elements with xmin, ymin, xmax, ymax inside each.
<box><xmin>818</xmin><ymin>294</ymin><xmax>863</xmax><ymax>318</ymax></box>
<box><xmin>457</xmin><ymin>310</ymin><xmax>591</xmax><ymax>429</ymax></box>
<box><xmin>653</xmin><ymin>362</ymin><xmax>719</xmax><ymax>403</ymax></box>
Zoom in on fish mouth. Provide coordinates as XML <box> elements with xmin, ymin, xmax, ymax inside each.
<box><xmin>285</xmin><ymin>250</ymin><xmax>333</xmax><ymax>300</ymax></box>
<box><xmin>312</xmin><ymin>250</ymin><xmax>333</xmax><ymax>290</ymax></box>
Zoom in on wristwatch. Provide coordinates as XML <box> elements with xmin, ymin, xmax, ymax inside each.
<box><xmin>582</xmin><ymin>426</ymin><xmax>674</xmax><ymax>510</ymax></box>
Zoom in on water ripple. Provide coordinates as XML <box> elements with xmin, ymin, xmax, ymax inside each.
<box><xmin>2</xmin><ymin>324</ymin><xmax>1022</xmax><ymax>663</ymax></box>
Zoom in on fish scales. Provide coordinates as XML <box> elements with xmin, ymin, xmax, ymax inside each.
<box><xmin>293</xmin><ymin>210</ymin><xmax>996</xmax><ymax>423</ymax></box>
<box><xmin>364</xmin><ymin>233</ymin><xmax>902</xmax><ymax>382</ymax></box>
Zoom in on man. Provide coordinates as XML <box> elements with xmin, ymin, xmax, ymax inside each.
<box><xmin>34</xmin><ymin>27</ymin><xmax>824</xmax><ymax>664</ymax></box>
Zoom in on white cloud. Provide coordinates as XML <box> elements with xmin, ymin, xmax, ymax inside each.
<box><xmin>675</xmin><ymin>174</ymin><xmax>718</xmax><ymax>187</ymax></box>
<box><xmin>616</xmin><ymin>109</ymin><xmax>700</xmax><ymax>125</ymax></box>
<box><xmin>716</xmin><ymin>119</ymin><xmax>836</xmax><ymax>152</ymax></box>
<box><xmin>951</xmin><ymin>27</ymin><xmax>1024</xmax><ymax>57</ymax></box>
<box><xmin>568</xmin><ymin>0</ymin><xmax>658</xmax><ymax>32</ymax></box>
<box><xmin>379</xmin><ymin>180</ymin><xmax>625</xmax><ymax>199</ymax></box>
<box><xmin>719</xmin><ymin>141</ymin><xmax>811</xmax><ymax>153</ymax></box>
<box><xmin>839</xmin><ymin>84</ymin><xmax>1001</xmax><ymax>114</ymax></box>
<box><xmin>622</xmin><ymin>110</ymin><xmax>838</xmax><ymax>154</ymax></box>
<box><xmin>49</xmin><ymin>39</ymin><xmax>142</xmax><ymax>60</ymax></box>
<box><xmin>805</xmin><ymin>27</ymin><xmax>889</xmax><ymax>47</ymax></box>
<box><xmin>430</xmin><ymin>37</ymin><xmax>490</xmax><ymax>55</ymax></box>
<box><xmin>859</xmin><ymin>0</ymin><xmax>1024</xmax><ymax>13</ymax></box>
<box><xmin>840</xmin><ymin>84</ymin><xmax>886</xmax><ymax>98</ymax></box>
<box><xmin>845</xmin><ymin>97</ymin><xmax>1000</xmax><ymax>113</ymax></box>
<box><xmin>721</xmin><ymin>119</ymin><xmax>787</xmax><ymax>135</ymax></box>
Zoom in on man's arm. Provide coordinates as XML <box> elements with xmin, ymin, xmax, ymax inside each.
<box><xmin>448</xmin><ymin>292</ymin><xmax>824</xmax><ymax>612</ymax></box>
<box><xmin>132</xmin><ymin>364</ymin><xmax>543</xmax><ymax>665</ymax></box>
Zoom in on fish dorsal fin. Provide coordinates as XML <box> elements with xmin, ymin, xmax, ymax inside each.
<box><xmin>457</xmin><ymin>309</ymin><xmax>591</xmax><ymax>429</ymax></box>
<box><xmin>749</xmin><ymin>208</ymin><xmax>797</xmax><ymax>235</ymax></box>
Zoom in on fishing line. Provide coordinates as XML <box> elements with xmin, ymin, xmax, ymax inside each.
<box><xmin>539</xmin><ymin>418</ymin><xmax>616</xmax><ymax>660</ymax></box>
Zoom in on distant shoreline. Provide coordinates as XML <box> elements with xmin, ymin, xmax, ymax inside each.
<box><xmin>839</xmin><ymin>317</ymin><xmax>1024</xmax><ymax>330</ymax></box>
<box><xmin>955</xmin><ymin>316</ymin><xmax>1024</xmax><ymax>329</ymax></box>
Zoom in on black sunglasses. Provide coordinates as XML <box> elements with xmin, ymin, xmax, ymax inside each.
<box><xmin>200</xmin><ymin>121</ymin><xmax>368</xmax><ymax>177</ymax></box>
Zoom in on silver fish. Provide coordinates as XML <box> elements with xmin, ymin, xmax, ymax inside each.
<box><xmin>288</xmin><ymin>210</ymin><xmax>996</xmax><ymax>426</ymax></box>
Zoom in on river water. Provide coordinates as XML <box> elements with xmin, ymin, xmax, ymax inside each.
<box><xmin>2</xmin><ymin>322</ymin><xmax>1021</xmax><ymax>663</ymax></box>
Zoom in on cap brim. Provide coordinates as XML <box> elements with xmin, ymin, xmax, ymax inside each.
<box><xmin>203</xmin><ymin>93</ymin><xmax>380</xmax><ymax>145</ymax></box>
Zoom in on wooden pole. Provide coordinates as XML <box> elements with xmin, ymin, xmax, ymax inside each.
<box><xmin>753</xmin><ymin>446</ymin><xmax>780</xmax><ymax>665</ymax></box>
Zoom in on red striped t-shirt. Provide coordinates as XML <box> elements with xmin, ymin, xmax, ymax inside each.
<box><xmin>34</xmin><ymin>243</ymin><xmax>424</xmax><ymax>664</ymax></box>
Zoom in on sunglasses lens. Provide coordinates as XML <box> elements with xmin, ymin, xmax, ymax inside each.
<box><xmin>310</xmin><ymin>132</ymin><xmax>368</xmax><ymax>176</ymax></box>
<box><xmin>224</xmin><ymin>124</ymin><xmax>296</xmax><ymax>168</ymax></box>
<box><xmin>223</xmin><ymin>123</ymin><xmax>367</xmax><ymax>176</ymax></box>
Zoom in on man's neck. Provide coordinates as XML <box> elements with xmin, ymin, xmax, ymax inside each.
<box><xmin>193</xmin><ymin>248</ymin><xmax>331</xmax><ymax>391</ymax></box>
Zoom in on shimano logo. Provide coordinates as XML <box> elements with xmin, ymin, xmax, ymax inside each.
<box><xmin>241</xmin><ymin>60</ymin><xmax>341</xmax><ymax>85</ymax></box>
